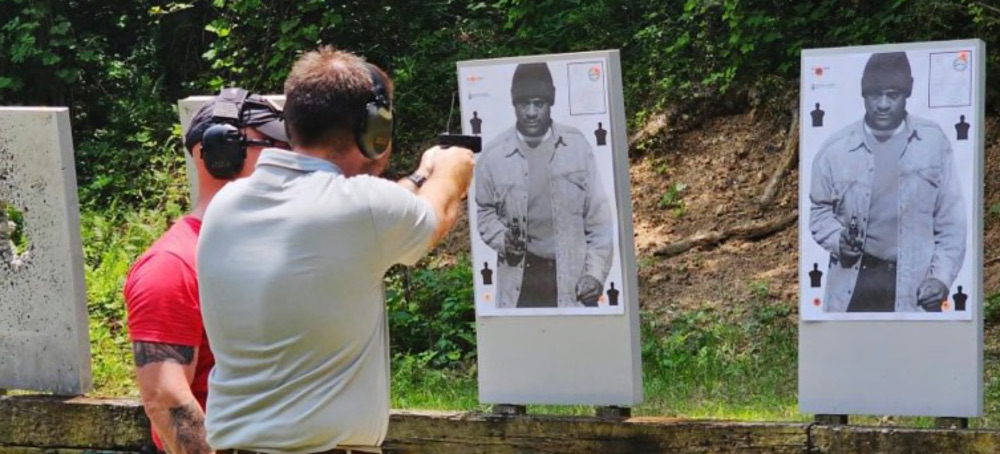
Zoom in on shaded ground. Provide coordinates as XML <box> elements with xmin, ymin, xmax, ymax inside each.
<box><xmin>630</xmin><ymin>112</ymin><xmax>798</xmax><ymax>316</ymax></box>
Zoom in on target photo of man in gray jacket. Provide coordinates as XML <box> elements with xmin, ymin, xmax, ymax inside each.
<box><xmin>475</xmin><ymin>62</ymin><xmax>614</xmax><ymax>309</ymax></box>
<box><xmin>809</xmin><ymin>52</ymin><xmax>966</xmax><ymax>313</ymax></box>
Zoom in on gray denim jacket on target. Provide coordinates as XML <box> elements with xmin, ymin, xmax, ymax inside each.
<box><xmin>475</xmin><ymin>122</ymin><xmax>614</xmax><ymax>308</ymax></box>
<box><xmin>810</xmin><ymin>115</ymin><xmax>966</xmax><ymax>312</ymax></box>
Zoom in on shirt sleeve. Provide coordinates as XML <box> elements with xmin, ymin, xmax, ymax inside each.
<box><xmin>124</xmin><ymin>251</ymin><xmax>204</xmax><ymax>347</ymax></box>
<box><xmin>366</xmin><ymin>178</ymin><xmax>438</xmax><ymax>268</ymax></box>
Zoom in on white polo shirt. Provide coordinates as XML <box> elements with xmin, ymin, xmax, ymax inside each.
<box><xmin>197</xmin><ymin>149</ymin><xmax>437</xmax><ymax>452</ymax></box>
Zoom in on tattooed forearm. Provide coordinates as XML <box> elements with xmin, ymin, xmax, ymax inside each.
<box><xmin>168</xmin><ymin>400</ymin><xmax>211</xmax><ymax>454</ymax></box>
<box><xmin>133</xmin><ymin>341</ymin><xmax>195</xmax><ymax>367</ymax></box>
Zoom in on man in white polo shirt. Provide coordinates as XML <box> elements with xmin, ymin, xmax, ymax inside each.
<box><xmin>197</xmin><ymin>46</ymin><xmax>474</xmax><ymax>454</ymax></box>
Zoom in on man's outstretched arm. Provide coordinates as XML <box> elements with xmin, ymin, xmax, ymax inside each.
<box><xmin>415</xmin><ymin>146</ymin><xmax>475</xmax><ymax>248</ymax></box>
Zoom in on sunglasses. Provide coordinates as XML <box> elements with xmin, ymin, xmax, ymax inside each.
<box><xmin>245</xmin><ymin>138</ymin><xmax>276</xmax><ymax>148</ymax></box>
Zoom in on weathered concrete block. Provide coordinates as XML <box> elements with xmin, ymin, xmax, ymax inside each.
<box><xmin>0</xmin><ymin>395</ymin><xmax>151</xmax><ymax>450</ymax></box>
<box><xmin>0</xmin><ymin>108</ymin><xmax>90</xmax><ymax>394</ymax></box>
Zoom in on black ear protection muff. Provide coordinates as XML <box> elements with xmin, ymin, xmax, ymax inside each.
<box><xmin>356</xmin><ymin>64</ymin><xmax>394</xmax><ymax>159</ymax></box>
<box><xmin>201</xmin><ymin>88</ymin><xmax>272</xmax><ymax>180</ymax></box>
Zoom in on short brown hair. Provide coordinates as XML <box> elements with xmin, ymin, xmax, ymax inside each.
<box><xmin>283</xmin><ymin>46</ymin><xmax>393</xmax><ymax>150</ymax></box>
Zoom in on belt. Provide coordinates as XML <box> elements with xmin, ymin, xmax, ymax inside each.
<box><xmin>220</xmin><ymin>449</ymin><xmax>363</xmax><ymax>454</ymax></box>
<box><xmin>524</xmin><ymin>253</ymin><xmax>556</xmax><ymax>269</ymax></box>
<box><xmin>860</xmin><ymin>254</ymin><xmax>896</xmax><ymax>271</ymax></box>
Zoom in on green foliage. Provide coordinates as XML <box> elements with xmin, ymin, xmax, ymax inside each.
<box><xmin>658</xmin><ymin>182</ymin><xmax>687</xmax><ymax>218</ymax></box>
<box><xmin>386</xmin><ymin>257</ymin><xmax>477</xmax><ymax>369</ymax></box>
<box><xmin>82</xmin><ymin>207</ymin><xmax>182</xmax><ymax>396</ymax></box>
<box><xmin>4</xmin><ymin>0</ymin><xmax>999</xmax><ymax>208</ymax></box>
<box><xmin>75</xmin><ymin>95</ymin><xmax>189</xmax><ymax>212</ymax></box>
<box><xmin>199</xmin><ymin>2</ymin><xmax>338</xmax><ymax>91</ymax></box>
<box><xmin>0</xmin><ymin>0</ymin><xmax>195</xmax><ymax>211</ymax></box>
<box><xmin>0</xmin><ymin>0</ymin><xmax>95</xmax><ymax>99</ymax></box>
<box><xmin>640</xmin><ymin>281</ymin><xmax>796</xmax><ymax>414</ymax></box>
<box><xmin>391</xmin><ymin>352</ymin><xmax>481</xmax><ymax>411</ymax></box>
<box><xmin>986</xmin><ymin>291</ymin><xmax>1000</xmax><ymax>326</ymax></box>
<box><xmin>627</xmin><ymin>0</ymin><xmax>1000</xmax><ymax>122</ymax></box>
<box><xmin>4</xmin><ymin>203</ymin><xmax>29</xmax><ymax>255</ymax></box>
<box><xmin>653</xmin><ymin>160</ymin><xmax>672</xmax><ymax>176</ymax></box>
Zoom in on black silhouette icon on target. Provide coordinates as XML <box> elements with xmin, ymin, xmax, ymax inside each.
<box><xmin>953</xmin><ymin>286</ymin><xmax>968</xmax><ymax>311</ymax></box>
<box><xmin>809</xmin><ymin>263</ymin><xmax>823</xmax><ymax>288</ymax></box>
<box><xmin>481</xmin><ymin>261</ymin><xmax>493</xmax><ymax>285</ymax></box>
<box><xmin>955</xmin><ymin>115</ymin><xmax>970</xmax><ymax>141</ymax></box>
<box><xmin>594</xmin><ymin>122</ymin><xmax>607</xmax><ymax>146</ymax></box>
<box><xmin>811</xmin><ymin>103</ymin><xmax>825</xmax><ymax>127</ymax></box>
<box><xmin>606</xmin><ymin>282</ymin><xmax>620</xmax><ymax>306</ymax></box>
<box><xmin>471</xmin><ymin>111</ymin><xmax>483</xmax><ymax>135</ymax></box>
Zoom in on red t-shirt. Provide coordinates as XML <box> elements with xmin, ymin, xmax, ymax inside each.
<box><xmin>124</xmin><ymin>216</ymin><xmax>213</xmax><ymax>450</ymax></box>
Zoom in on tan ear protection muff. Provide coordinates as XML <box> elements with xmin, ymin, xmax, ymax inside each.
<box><xmin>356</xmin><ymin>64</ymin><xmax>394</xmax><ymax>159</ymax></box>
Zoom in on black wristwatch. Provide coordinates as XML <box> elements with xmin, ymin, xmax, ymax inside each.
<box><xmin>406</xmin><ymin>172</ymin><xmax>428</xmax><ymax>188</ymax></box>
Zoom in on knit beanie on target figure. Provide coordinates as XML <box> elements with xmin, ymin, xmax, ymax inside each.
<box><xmin>861</xmin><ymin>52</ymin><xmax>913</xmax><ymax>97</ymax></box>
<box><xmin>510</xmin><ymin>63</ymin><xmax>555</xmax><ymax>104</ymax></box>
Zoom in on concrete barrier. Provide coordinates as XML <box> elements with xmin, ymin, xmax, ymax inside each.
<box><xmin>3</xmin><ymin>395</ymin><xmax>1000</xmax><ymax>453</ymax></box>
<box><xmin>0</xmin><ymin>108</ymin><xmax>91</xmax><ymax>395</ymax></box>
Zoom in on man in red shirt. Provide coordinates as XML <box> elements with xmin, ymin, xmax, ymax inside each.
<box><xmin>125</xmin><ymin>88</ymin><xmax>289</xmax><ymax>454</ymax></box>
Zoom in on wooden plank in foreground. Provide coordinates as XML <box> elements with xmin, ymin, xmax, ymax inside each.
<box><xmin>9</xmin><ymin>396</ymin><xmax>1000</xmax><ymax>454</ymax></box>
<box><xmin>386</xmin><ymin>411</ymin><xmax>808</xmax><ymax>454</ymax></box>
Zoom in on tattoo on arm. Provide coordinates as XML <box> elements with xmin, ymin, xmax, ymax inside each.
<box><xmin>133</xmin><ymin>341</ymin><xmax>195</xmax><ymax>367</ymax></box>
<box><xmin>169</xmin><ymin>400</ymin><xmax>211</xmax><ymax>454</ymax></box>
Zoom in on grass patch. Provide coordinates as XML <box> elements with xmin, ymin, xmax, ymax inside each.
<box><xmin>83</xmin><ymin>207</ymin><xmax>182</xmax><ymax>397</ymax></box>
<box><xmin>4</xmin><ymin>202</ymin><xmax>30</xmax><ymax>256</ymax></box>
<box><xmin>657</xmin><ymin>182</ymin><xmax>687</xmax><ymax>218</ymax></box>
<box><xmin>635</xmin><ymin>280</ymin><xmax>798</xmax><ymax>420</ymax></box>
<box><xmin>391</xmin><ymin>353</ymin><xmax>482</xmax><ymax>411</ymax></box>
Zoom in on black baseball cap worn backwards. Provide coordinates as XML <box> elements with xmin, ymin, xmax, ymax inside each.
<box><xmin>184</xmin><ymin>88</ymin><xmax>288</xmax><ymax>153</ymax></box>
